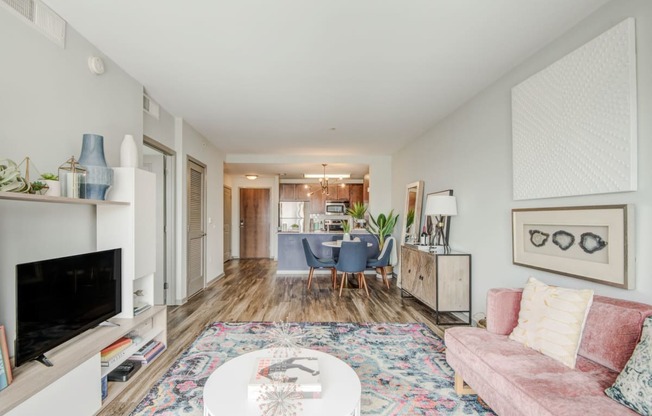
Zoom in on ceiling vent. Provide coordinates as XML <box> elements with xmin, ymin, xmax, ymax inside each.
<box><xmin>1</xmin><ymin>0</ymin><xmax>66</xmax><ymax>48</ymax></box>
<box><xmin>143</xmin><ymin>94</ymin><xmax>160</xmax><ymax>119</ymax></box>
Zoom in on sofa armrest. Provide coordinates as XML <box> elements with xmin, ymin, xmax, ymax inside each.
<box><xmin>486</xmin><ymin>288</ymin><xmax>523</xmax><ymax>335</ymax></box>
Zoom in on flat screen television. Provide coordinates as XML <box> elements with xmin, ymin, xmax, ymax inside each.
<box><xmin>15</xmin><ymin>248</ymin><xmax>122</xmax><ymax>367</ymax></box>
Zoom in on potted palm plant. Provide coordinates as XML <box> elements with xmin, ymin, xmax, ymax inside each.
<box><xmin>366</xmin><ymin>209</ymin><xmax>399</xmax><ymax>251</ymax></box>
<box><xmin>347</xmin><ymin>202</ymin><xmax>367</xmax><ymax>229</ymax></box>
<box><xmin>366</xmin><ymin>209</ymin><xmax>399</xmax><ymax>277</ymax></box>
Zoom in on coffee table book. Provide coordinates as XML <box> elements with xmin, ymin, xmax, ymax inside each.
<box><xmin>248</xmin><ymin>356</ymin><xmax>321</xmax><ymax>399</ymax></box>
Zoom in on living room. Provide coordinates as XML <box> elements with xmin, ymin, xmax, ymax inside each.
<box><xmin>0</xmin><ymin>0</ymin><xmax>651</xmax><ymax>415</ymax></box>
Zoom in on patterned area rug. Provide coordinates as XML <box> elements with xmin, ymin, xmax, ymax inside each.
<box><xmin>131</xmin><ymin>322</ymin><xmax>495</xmax><ymax>416</ymax></box>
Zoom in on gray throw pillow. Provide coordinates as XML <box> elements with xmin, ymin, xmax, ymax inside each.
<box><xmin>605</xmin><ymin>316</ymin><xmax>652</xmax><ymax>415</ymax></box>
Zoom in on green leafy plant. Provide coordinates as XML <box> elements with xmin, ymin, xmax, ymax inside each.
<box><xmin>30</xmin><ymin>181</ymin><xmax>48</xmax><ymax>195</ymax></box>
<box><xmin>366</xmin><ymin>209</ymin><xmax>399</xmax><ymax>251</ymax></box>
<box><xmin>347</xmin><ymin>202</ymin><xmax>367</xmax><ymax>219</ymax></box>
<box><xmin>0</xmin><ymin>159</ymin><xmax>29</xmax><ymax>193</ymax></box>
<box><xmin>40</xmin><ymin>172</ymin><xmax>59</xmax><ymax>181</ymax></box>
<box><xmin>342</xmin><ymin>220</ymin><xmax>351</xmax><ymax>234</ymax></box>
<box><xmin>406</xmin><ymin>208</ymin><xmax>415</xmax><ymax>231</ymax></box>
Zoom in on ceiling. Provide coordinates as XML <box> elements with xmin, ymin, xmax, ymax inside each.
<box><xmin>224</xmin><ymin>162</ymin><xmax>369</xmax><ymax>179</ymax></box>
<box><xmin>44</xmin><ymin>0</ymin><xmax>609</xmax><ymax>157</ymax></box>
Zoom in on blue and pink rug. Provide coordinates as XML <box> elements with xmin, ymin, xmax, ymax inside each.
<box><xmin>131</xmin><ymin>322</ymin><xmax>495</xmax><ymax>415</ymax></box>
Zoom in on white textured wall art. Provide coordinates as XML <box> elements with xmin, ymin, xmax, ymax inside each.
<box><xmin>512</xmin><ymin>18</ymin><xmax>637</xmax><ymax>200</ymax></box>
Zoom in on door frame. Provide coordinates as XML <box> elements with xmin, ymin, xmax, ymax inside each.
<box><xmin>186</xmin><ymin>156</ymin><xmax>207</xmax><ymax>298</ymax></box>
<box><xmin>143</xmin><ymin>135</ymin><xmax>176</xmax><ymax>305</ymax></box>
<box><xmin>224</xmin><ymin>185</ymin><xmax>232</xmax><ymax>262</ymax></box>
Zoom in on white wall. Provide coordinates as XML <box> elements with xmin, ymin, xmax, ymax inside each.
<box><xmin>0</xmin><ymin>7</ymin><xmax>142</xmax><ymax>354</ymax></box>
<box><xmin>144</xmin><ymin>104</ymin><xmax>175</xmax><ymax>150</ymax></box>
<box><xmin>393</xmin><ymin>0</ymin><xmax>652</xmax><ymax>317</ymax></box>
<box><xmin>174</xmin><ymin>119</ymin><xmax>225</xmax><ymax>303</ymax></box>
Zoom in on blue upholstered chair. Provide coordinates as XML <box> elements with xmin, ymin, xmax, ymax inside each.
<box><xmin>302</xmin><ymin>238</ymin><xmax>337</xmax><ymax>289</ymax></box>
<box><xmin>335</xmin><ymin>241</ymin><xmax>369</xmax><ymax>297</ymax></box>
<box><xmin>366</xmin><ymin>237</ymin><xmax>394</xmax><ymax>289</ymax></box>
<box><xmin>331</xmin><ymin>235</ymin><xmax>344</xmax><ymax>262</ymax></box>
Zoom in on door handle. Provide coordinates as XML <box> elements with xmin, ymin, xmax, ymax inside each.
<box><xmin>240</xmin><ymin>220</ymin><xmax>244</xmax><ymax>227</ymax></box>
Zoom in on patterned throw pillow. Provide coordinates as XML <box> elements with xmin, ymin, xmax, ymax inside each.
<box><xmin>605</xmin><ymin>316</ymin><xmax>652</xmax><ymax>415</ymax></box>
<box><xmin>509</xmin><ymin>277</ymin><xmax>594</xmax><ymax>368</ymax></box>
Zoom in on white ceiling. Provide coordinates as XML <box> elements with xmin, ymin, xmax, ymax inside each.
<box><xmin>44</xmin><ymin>0</ymin><xmax>609</xmax><ymax>157</ymax></box>
<box><xmin>224</xmin><ymin>162</ymin><xmax>369</xmax><ymax>179</ymax></box>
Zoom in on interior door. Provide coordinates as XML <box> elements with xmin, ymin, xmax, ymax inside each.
<box><xmin>187</xmin><ymin>159</ymin><xmax>206</xmax><ymax>297</ymax></box>
<box><xmin>143</xmin><ymin>153</ymin><xmax>166</xmax><ymax>304</ymax></box>
<box><xmin>224</xmin><ymin>186</ymin><xmax>232</xmax><ymax>262</ymax></box>
<box><xmin>240</xmin><ymin>188</ymin><xmax>270</xmax><ymax>258</ymax></box>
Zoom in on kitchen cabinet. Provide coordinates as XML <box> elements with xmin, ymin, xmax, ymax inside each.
<box><xmin>400</xmin><ymin>244</ymin><xmax>471</xmax><ymax>325</ymax></box>
<box><xmin>309</xmin><ymin>185</ymin><xmax>326</xmax><ymax>215</ymax></box>
<box><xmin>349</xmin><ymin>184</ymin><xmax>363</xmax><ymax>206</ymax></box>
<box><xmin>280</xmin><ymin>184</ymin><xmax>296</xmax><ymax>201</ymax></box>
<box><xmin>280</xmin><ymin>184</ymin><xmax>309</xmax><ymax>202</ymax></box>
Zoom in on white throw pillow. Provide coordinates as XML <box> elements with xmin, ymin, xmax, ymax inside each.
<box><xmin>509</xmin><ymin>277</ymin><xmax>594</xmax><ymax>368</ymax></box>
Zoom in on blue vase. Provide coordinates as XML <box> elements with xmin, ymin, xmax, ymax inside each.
<box><xmin>78</xmin><ymin>133</ymin><xmax>113</xmax><ymax>200</ymax></box>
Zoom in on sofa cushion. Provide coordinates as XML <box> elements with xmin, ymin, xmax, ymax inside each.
<box><xmin>486</xmin><ymin>288</ymin><xmax>522</xmax><ymax>335</ymax></box>
<box><xmin>605</xmin><ymin>316</ymin><xmax>652</xmax><ymax>415</ymax></box>
<box><xmin>446</xmin><ymin>327</ymin><xmax>638</xmax><ymax>416</ymax></box>
<box><xmin>578</xmin><ymin>295</ymin><xmax>652</xmax><ymax>372</ymax></box>
<box><xmin>509</xmin><ymin>277</ymin><xmax>593</xmax><ymax>368</ymax></box>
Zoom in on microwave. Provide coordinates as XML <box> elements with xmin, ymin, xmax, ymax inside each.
<box><xmin>325</xmin><ymin>201</ymin><xmax>349</xmax><ymax>215</ymax></box>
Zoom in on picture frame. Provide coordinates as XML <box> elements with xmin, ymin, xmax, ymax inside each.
<box><xmin>425</xmin><ymin>189</ymin><xmax>453</xmax><ymax>243</ymax></box>
<box><xmin>512</xmin><ymin>205</ymin><xmax>635</xmax><ymax>289</ymax></box>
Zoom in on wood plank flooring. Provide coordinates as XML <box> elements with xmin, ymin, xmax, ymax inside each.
<box><xmin>99</xmin><ymin>259</ymin><xmax>459</xmax><ymax>415</ymax></box>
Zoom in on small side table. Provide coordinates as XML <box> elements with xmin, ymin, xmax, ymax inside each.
<box><xmin>203</xmin><ymin>348</ymin><xmax>361</xmax><ymax>416</ymax></box>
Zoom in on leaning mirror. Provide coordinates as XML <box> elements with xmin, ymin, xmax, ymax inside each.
<box><xmin>402</xmin><ymin>180</ymin><xmax>424</xmax><ymax>244</ymax></box>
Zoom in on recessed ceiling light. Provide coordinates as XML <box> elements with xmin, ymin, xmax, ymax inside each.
<box><xmin>245</xmin><ymin>175</ymin><xmax>258</xmax><ymax>180</ymax></box>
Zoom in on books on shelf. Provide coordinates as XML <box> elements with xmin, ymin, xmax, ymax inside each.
<box><xmin>133</xmin><ymin>303</ymin><xmax>152</xmax><ymax>316</ymax></box>
<box><xmin>101</xmin><ymin>337</ymin><xmax>133</xmax><ymax>367</ymax></box>
<box><xmin>248</xmin><ymin>356</ymin><xmax>321</xmax><ymax>399</ymax></box>
<box><xmin>0</xmin><ymin>325</ymin><xmax>12</xmax><ymax>391</ymax></box>
<box><xmin>129</xmin><ymin>340</ymin><xmax>166</xmax><ymax>365</ymax></box>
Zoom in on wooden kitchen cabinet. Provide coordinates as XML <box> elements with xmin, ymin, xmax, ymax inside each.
<box><xmin>349</xmin><ymin>184</ymin><xmax>363</xmax><ymax>206</ymax></box>
<box><xmin>280</xmin><ymin>184</ymin><xmax>296</xmax><ymax>201</ymax></box>
<box><xmin>280</xmin><ymin>184</ymin><xmax>309</xmax><ymax>201</ymax></box>
<box><xmin>400</xmin><ymin>244</ymin><xmax>471</xmax><ymax>325</ymax></box>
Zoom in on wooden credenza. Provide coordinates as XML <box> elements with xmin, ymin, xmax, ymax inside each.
<box><xmin>400</xmin><ymin>244</ymin><xmax>471</xmax><ymax>325</ymax></box>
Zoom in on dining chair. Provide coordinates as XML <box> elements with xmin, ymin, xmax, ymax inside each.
<box><xmin>336</xmin><ymin>241</ymin><xmax>369</xmax><ymax>297</ymax></box>
<box><xmin>366</xmin><ymin>237</ymin><xmax>394</xmax><ymax>289</ymax></box>
<box><xmin>302</xmin><ymin>238</ymin><xmax>337</xmax><ymax>289</ymax></box>
<box><xmin>331</xmin><ymin>235</ymin><xmax>344</xmax><ymax>262</ymax></box>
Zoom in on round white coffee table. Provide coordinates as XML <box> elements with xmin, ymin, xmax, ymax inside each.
<box><xmin>203</xmin><ymin>348</ymin><xmax>361</xmax><ymax>416</ymax></box>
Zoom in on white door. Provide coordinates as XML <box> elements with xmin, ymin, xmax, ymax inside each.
<box><xmin>187</xmin><ymin>159</ymin><xmax>206</xmax><ymax>298</ymax></box>
<box><xmin>143</xmin><ymin>153</ymin><xmax>166</xmax><ymax>304</ymax></box>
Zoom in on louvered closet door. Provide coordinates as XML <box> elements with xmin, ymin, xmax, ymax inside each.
<box><xmin>187</xmin><ymin>160</ymin><xmax>206</xmax><ymax>298</ymax></box>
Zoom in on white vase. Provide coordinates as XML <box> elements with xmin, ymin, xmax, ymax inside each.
<box><xmin>44</xmin><ymin>180</ymin><xmax>60</xmax><ymax>197</ymax></box>
<box><xmin>120</xmin><ymin>134</ymin><xmax>139</xmax><ymax>168</ymax></box>
<box><xmin>343</xmin><ymin>233</ymin><xmax>351</xmax><ymax>241</ymax></box>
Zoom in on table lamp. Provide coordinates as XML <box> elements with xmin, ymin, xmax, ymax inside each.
<box><xmin>424</xmin><ymin>195</ymin><xmax>457</xmax><ymax>253</ymax></box>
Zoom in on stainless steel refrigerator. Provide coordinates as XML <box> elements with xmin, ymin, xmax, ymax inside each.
<box><xmin>279</xmin><ymin>201</ymin><xmax>308</xmax><ymax>232</ymax></box>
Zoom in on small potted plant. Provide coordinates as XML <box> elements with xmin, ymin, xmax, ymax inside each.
<box><xmin>347</xmin><ymin>202</ymin><xmax>367</xmax><ymax>228</ymax></box>
<box><xmin>342</xmin><ymin>220</ymin><xmax>352</xmax><ymax>241</ymax></box>
<box><xmin>40</xmin><ymin>173</ymin><xmax>60</xmax><ymax>197</ymax></box>
<box><xmin>29</xmin><ymin>181</ymin><xmax>48</xmax><ymax>195</ymax></box>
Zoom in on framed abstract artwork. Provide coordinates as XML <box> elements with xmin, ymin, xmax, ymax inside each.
<box><xmin>512</xmin><ymin>205</ymin><xmax>635</xmax><ymax>289</ymax></box>
<box><xmin>512</xmin><ymin>18</ymin><xmax>637</xmax><ymax>200</ymax></box>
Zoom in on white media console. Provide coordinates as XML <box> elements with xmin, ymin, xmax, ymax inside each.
<box><xmin>0</xmin><ymin>168</ymin><xmax>166</xmax><ymax>415</ymax></box>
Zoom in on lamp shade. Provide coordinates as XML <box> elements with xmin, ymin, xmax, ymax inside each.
<box><xmin>425</xmin><ymin>195</ymin><xmax>457</xmax><ymax>216</ymax></box>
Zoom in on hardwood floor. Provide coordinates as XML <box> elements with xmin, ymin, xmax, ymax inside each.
<box><xmin>99</xmin><ymin>258</ymin><xmax>459</xmax><ymax>415</ymax></box>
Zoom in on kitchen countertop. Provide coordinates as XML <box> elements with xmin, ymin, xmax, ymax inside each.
<box><xmin>277</xmin><ymin>230</ymin><xmax>371</xmax><ymax>235</ymax></box>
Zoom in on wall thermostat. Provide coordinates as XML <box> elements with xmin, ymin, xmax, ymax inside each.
<box><xmin>88</xmin><ymin>56</ymin><xmax>105</xmax><ymax>75</ymax></box>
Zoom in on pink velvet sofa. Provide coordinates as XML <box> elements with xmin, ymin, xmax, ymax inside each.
<box><xmin>445</xmin><ymin>288</ymin><xmax>652</xmax><ymax>416</ymax></box>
